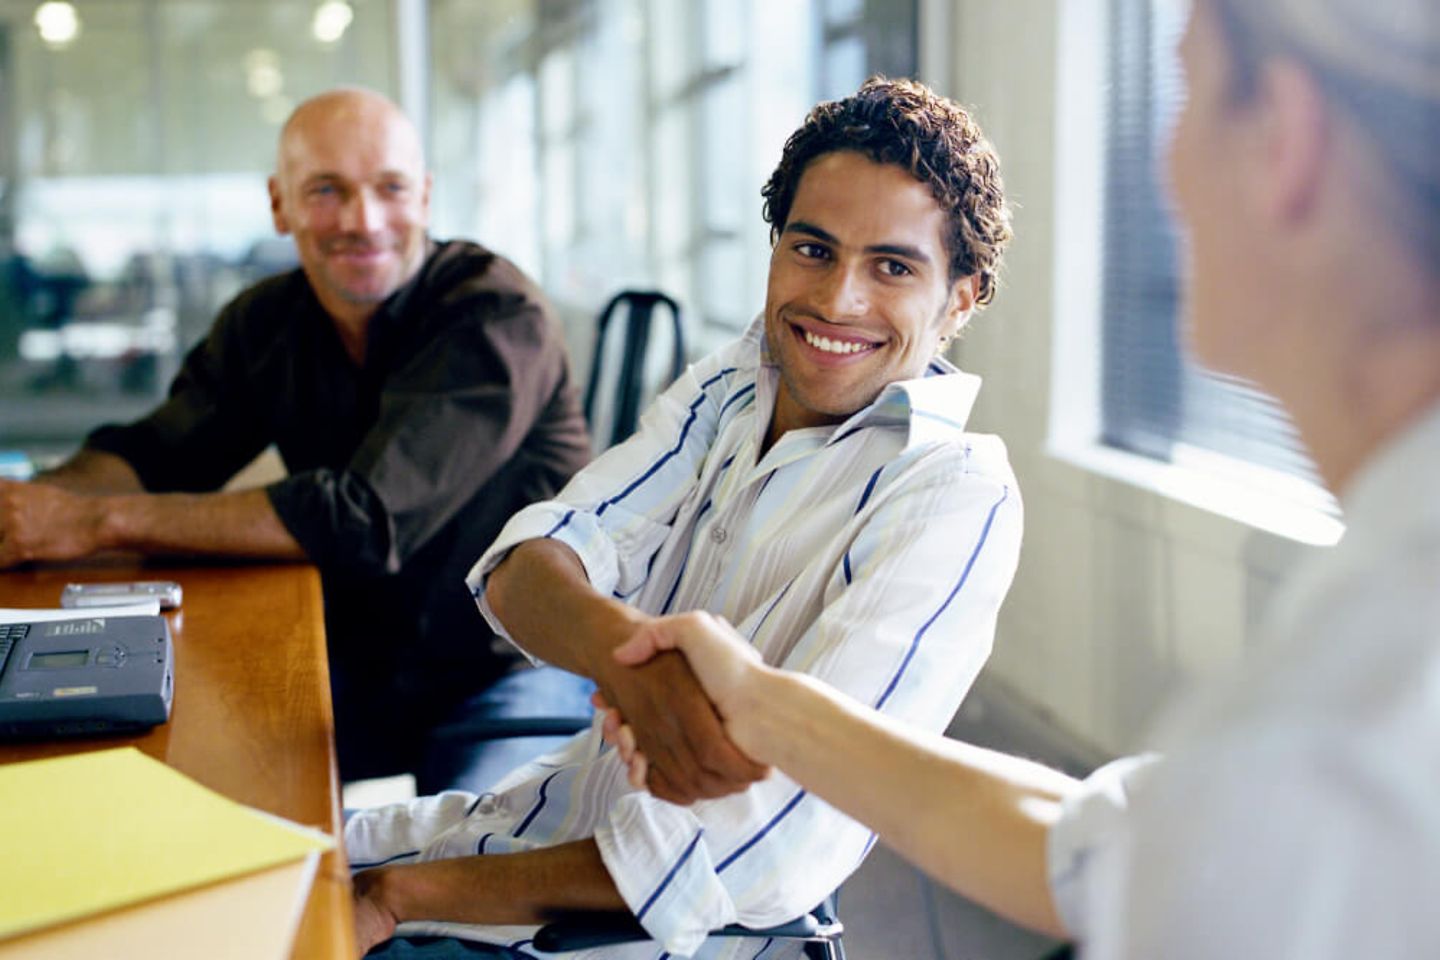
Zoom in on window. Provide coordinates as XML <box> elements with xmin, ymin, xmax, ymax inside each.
<box><xmin>1097</xmin><ymin>0</ymin><xmax>1332</xmax><ymax>509</ymax></box>
<box><xmin>429</xmin><ymin>0</ymin><xmax>918</xmax><ymax>353</ymax></box>
<box><xmin>0</xmin><ymin>0</ymin><xmax>395</xmax><ymax>460</ymax></box>
<box><xmin>1</xmin><ymin>0</ymin><xmax>920</xmax><ymax>460</ymax></box>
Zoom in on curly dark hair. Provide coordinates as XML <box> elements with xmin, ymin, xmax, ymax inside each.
<box><xmin>761</xmin><ymin>76</ymin><xmax>1013</xmax><ymax>306</ymax></box>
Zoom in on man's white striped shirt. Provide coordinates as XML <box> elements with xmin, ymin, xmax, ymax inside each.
<box><xmin>345</xmin><ymin>319</ymin><xmax>1023</xmax><ymax>958</ymax></box>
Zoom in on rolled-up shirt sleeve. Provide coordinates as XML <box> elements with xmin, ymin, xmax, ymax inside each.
<box><xmin>1046</xmin><ymin>753</ymin><xmax>1158</xmax><ymax>943</ymax></box>
<box><xmin>271</xmin><ymin>295</ymin><xmax>572</xmax><ymax>577</ymax></box>
<box><xmin>468</xmin><ymin>342</ymin><xmax>744</xmax><ymax>655</ymax></box>
<box><xmin>594</xmin><ymin>452</ymin><xmax>1024</xmax><ymax>954</ymax></box>
<box><xmin>264</xmin><ymin>468</ymin><xmax>391</xmax><ymax>572</ymax></box>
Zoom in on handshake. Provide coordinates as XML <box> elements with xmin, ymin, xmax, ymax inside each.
<box><xmin>591</xmin><ymin>611</ymin><xmax>778</xmax><ymax>801</ymax></box>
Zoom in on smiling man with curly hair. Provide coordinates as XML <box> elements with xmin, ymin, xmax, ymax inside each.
<box><xmin>347</xmin><ymin>77</ymin><xmax>1023</xmax><ymax>960</ymax></box>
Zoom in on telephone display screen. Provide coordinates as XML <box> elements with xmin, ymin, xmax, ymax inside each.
<box><xmin>29</xmin><ymin>650</ymin><xmax>90</xmax><ymax>669</ymax></box>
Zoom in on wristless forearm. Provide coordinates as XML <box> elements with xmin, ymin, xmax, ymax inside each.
<box><xmin>729</xmin><ymin>667</ymin><xmax>1073</xmax><ymax>937</ymax></box>
<box><xmin>98</xmin><ymin>489</ymin><xmax>305</xmax><ymax>558</ymax></box>
<box><xmin>487</xmin><ymin>539</ymin><xmax>647</xmax><ymax>678</ymax></box>
<box><xmin>372</xmin><ymin>840</ymin><xmax>626</xmax><ymax>927</ymax></box>
<box><xmin>37</xmin><ymin>449</ymin><xmax>144</xmax><ymax>495</ymax></box>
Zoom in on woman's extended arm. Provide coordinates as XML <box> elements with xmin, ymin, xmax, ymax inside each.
<box><xmin>605</xmin><ymin>612</ymin><xmax>1076</xmax><ymax>938</ymax></box>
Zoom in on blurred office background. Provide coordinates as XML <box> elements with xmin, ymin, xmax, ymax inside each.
<box><xmin>0</xmin><ymin>0</ymin><xmax>915</xmax><ymax>456</ymax></box>
<box><xmin>0</xmin><ymin>1</ymin><xmax>1342</xmax><ymax>955</ymax></box>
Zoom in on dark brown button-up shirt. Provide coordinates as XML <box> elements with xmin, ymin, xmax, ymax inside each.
<box><xmin>87</xmin><ymin>240</ymin><xmax>591</xmax><ymax>770</ymax></box>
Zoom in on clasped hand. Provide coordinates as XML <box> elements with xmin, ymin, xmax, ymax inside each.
<box><xmin>594</xmin><ymin>611</ymin><xmax>770</xmax><ymax>798</ymax></box>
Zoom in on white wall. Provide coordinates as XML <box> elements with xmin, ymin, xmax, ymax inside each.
<box><xmin>939</xmin><ymin>0</ymin><xmax>1324</xmax><ymax>756</ymax></box>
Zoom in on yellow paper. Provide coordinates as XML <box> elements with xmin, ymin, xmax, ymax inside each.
<box><xmin>0</xmin><ymin>747</ymin><xmax>333</xmax><ymax>942</ymax></box>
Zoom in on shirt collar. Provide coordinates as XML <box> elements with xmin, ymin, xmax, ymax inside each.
<box><xmin>1334</xmin><ymin>397</ymin><xmax>1440</xmax><ymax>552</ymax></box>
<box><xmin>364</xmin><ymin>236</ymin><xmax>439</xmax><ymax>355</ymax></box>
<box><xmin>748</xmin><ymin>313</ymin><xmax>983</xmax><ymax>451</ymax></box>
<box><xmin>1244</xmin><ymin>397</ymin><xmax>1440</xmax><ymax>687</ymax></box>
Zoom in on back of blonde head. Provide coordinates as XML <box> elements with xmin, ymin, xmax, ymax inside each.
<box><xmin>1211</xmin><ymin>0</ymin><xmax>1440</xmax><ymax>266</ymax></box>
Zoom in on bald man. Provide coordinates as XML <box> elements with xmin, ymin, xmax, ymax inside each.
<box><xmin>0</xmin><ymin>89</ymin><xmax>592</xmax><ymax>792</ymax></box>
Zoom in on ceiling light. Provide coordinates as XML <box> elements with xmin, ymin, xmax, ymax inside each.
<box><xmin>261</xmin><ymin>95</ymin><xmax>294</xmax><ymax>126</ymax></box>
<box><xmin>247</xmin><ymin>63</ymin><xmax>283</xmax><ymax>98</ymax></box>
<box><xmin>244</xmin><ymin>49</ymin><xmax>284</xmax><ymax>99</ymax></box>
<box><xmin>34</xmin><ymin>1</ymin><xmax>80</xmax><ymax>48</ymax></box>
<box><xmin>312</xmin><ymin>1</ymin><xmax>354</xmax><ymax>44</ymax></box>
<box><xmin>244</xmin><ymin>48</ymin><xmax>280</xmax><ymax>72</ymax></box>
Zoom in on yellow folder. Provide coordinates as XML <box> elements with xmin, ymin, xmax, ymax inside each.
<box><xmin>0</xmin><ymin>747</ymin><xmax>333</xmax><ymax>943</ymax></box>
<box><xmin>0</xmin><ymin>857</ymin><xmax>320</xmax><ymax>960</ymax></box>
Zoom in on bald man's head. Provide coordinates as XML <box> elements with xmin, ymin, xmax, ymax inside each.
<box><xmin>268</xmin><ymin>88</ymin><xmax>432</xmax><ymax>327</ymax></box>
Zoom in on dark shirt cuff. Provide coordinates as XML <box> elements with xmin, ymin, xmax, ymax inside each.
<box><xmin>266</xmin><ymin>469</ymin><xmax>397</xmax><ymax>577</ymax></box>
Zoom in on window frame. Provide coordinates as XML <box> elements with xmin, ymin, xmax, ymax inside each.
<box><xmin>1047</xmin><ymin>0</ymin><xmax>1342</xmax><ymax>546</ymax></box>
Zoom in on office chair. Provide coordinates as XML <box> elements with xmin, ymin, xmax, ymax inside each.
<box><xmin>584</xmin><ymin>290</ymin><xmax>686</xmax><ymax>450</ymax></box>
<box><xmin>530</xmin><ymin>891</ymin><xmax>845</xmax><ymax>959</ymax></box>
<box><xmin>421</xmin><ymin>709</ymin><xmax>596</xmax><ymax>798</ymax></box>
<box><xmin>427</xmin><ymin>716</ymin><xmax>594</xmax><ymax>741</ymax></box>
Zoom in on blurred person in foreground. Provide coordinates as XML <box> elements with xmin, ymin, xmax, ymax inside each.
<box><xmin>0</xmin><ymin>88</ymin><xmax>593</xmax><ymax>794</ymax></box>
<box><xmin>601</xmin><ymin>0</ymin><xmax>1440</xmax><ymax>956</ymax></box>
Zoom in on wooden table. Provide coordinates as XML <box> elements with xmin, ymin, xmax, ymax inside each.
<box><xmin>0</xmin><ymin>560</ymin><xmax>356</xmax><ymax>960</ymax></box>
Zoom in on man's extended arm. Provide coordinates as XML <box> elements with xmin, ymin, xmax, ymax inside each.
<box><xmin>352</xmin><ymin>839</ymin><xmax>626</xmax><ymax>956</ymax></box>
<box><xmin>573</xmin><ymin>453</ymin><xmax>1027</xmax><ymax>947</ymax></box>
<box><xmin>0</xmin><ymin>478</ymin><xmax>304</xmax><ymax>567</ymax></box>
<box><xmin>486</xmin><ymin>538</ymin><xmax>766</xmax><ymax>804</ymax></box>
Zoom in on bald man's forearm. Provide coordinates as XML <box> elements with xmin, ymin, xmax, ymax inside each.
<box><xmin>0</xmin><ymin>481</ymin><xmax>305</xmax><ymax>568</ymax></box>
<box><xmin>97</xmin><ymin>487</ymin><xmax>306</xmax><ymax>558</ymax></box>
<box><xmin>36</xmin><ymin>449</ymin><xmax>145</xmax><ymax>494</ymax></box>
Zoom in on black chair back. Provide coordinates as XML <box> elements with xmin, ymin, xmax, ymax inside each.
<box><xmin>584</xmin><ymin>290</ymin><xmax>686</xmax><ymax>450</ymax></box>
<box><xmin>531</xmin><ymin>891</ymin><xmax>845</xmax><ymax>959</ymax></box>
